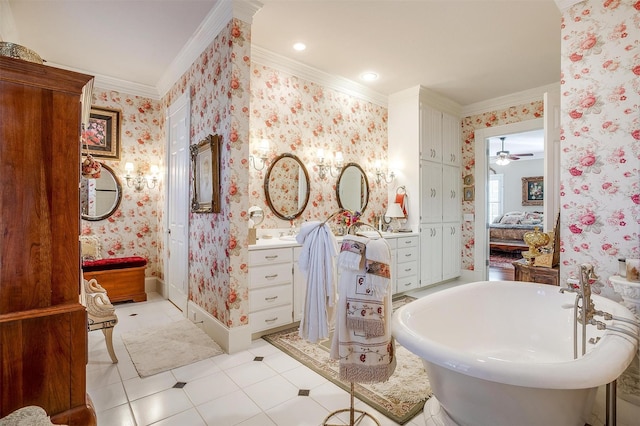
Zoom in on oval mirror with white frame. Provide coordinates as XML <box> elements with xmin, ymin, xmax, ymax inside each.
<box><xmin>336</xmin><ymin>162</ymin><xmax>369</xmax><ymax>212</ymax></box>
<box><xmin>81</xmin><ymin>163</ymin><xmax>122</xmax><ymax>221</ymax></box>
<box><xmin>264</xmin><ymin>153</ymin><xmax>310</xmax><ymax>221</ymax></box>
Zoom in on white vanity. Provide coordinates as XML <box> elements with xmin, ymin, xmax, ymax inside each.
<box><xmin>248</xmin><ymin>232</ymin><xmax>419</xmax><ymax>335</ymax></box>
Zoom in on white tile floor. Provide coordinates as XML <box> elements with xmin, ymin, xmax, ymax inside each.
<box><xmin>87</xmin><ymin>284</ymin><xmax>463</xmax><ymax>426</ymax></box>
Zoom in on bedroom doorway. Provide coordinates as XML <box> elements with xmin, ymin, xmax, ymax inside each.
<box><xmin>473</xmin><ymin>103</ymin><xmax>560</xmax><ymax>281</ymax></box>
<box><xmin>486</xmin><ymin>130</ymin><xmax>545</xmax><ymax>280</ymax></box>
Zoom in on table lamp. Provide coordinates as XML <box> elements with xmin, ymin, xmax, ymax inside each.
<box><xmin>385</xmin><ymin>202</ymin><xmax>405</xmax><ymax>233</ymax></box>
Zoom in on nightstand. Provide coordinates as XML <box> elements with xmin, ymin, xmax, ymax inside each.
<box><xmin>513</xmin><ymin>259</ymin><xmax>560</xmax><ymax>286</ymax></box>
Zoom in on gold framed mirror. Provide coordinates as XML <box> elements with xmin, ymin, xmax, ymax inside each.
<box><xmin>264</xmin><ymin>153</ymin><xmax>310</xmax><ymax>220</ymax></box>
<box><xmin>336</xmin><ymin>162</ymin><xmax>369</xmax><ymax>213</ymax></box>
<box><xmin>81</xmin><ymin>163</ymin><xmax>122</xmax><ymax>221</ymax></box>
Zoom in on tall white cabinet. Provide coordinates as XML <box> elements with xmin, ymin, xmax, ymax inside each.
<box><xmin>389</xmin><ymin>86</ymin><xmax>462</xmax><ymax>288</ymax></box>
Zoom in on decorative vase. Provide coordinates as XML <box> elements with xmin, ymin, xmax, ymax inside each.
<box><xmin>82</xmin><ymin>154</ymin><xmax>102</xmax><ymax>179</ymax></box>
<box><xmin>522</xmin><ymin>226</ymin><xmax>550</xmax><ymax>265</ymax></box>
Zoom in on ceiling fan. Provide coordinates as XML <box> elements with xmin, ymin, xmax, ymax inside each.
<box><xmin>495</xmin><ymin>137</ymin><xmax>534</xmax><ymax>165</ymax></box>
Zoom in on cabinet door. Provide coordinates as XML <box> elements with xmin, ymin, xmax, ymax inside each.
<box><xmin>442</xmin><ymin>112</ymin><xmax>461</xmax><ymax>166</ymax></box>
<box><xmin>442</xmin><ymin>222</ymin><xmax>461</xmax><ymax>280</ymax></box>
<box><xmin>442</xmin><ymin>165</ymin><xmax>461</xmax><ymax>222</ymax></box>
<box><xmin>420</xmin><ymin>224</ymin><xmax>442</xmax><ymax>287</ymax></box>
<box><xmin>293</xmin><ymin>247</ymin><xmax>305</xmax><ymax>322</ymax></box>
<box><xmin>420</xmin><ymin>104</ymin><xmax>442</xmax><ymax>162</ymax></box>
<box><xmin>420</xmin><ymin>161</ymin><xmax>442</xmax><ymax>223</ymax></box>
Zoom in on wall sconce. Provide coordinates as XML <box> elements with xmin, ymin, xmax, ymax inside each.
<box><xmin>375</xmin><ymin>160</ymin><xmax>395</xmax><ymax>184</ymax></box>
<box><xmin>317</xmin><ymin>149</ymin><xmax>344</xmax><ymax>179</ymax></box>
<box><xmin>124</xmin><ymin>163</ymin><xmax>159</xmax><ymax>192</ymax></box>
<box><xmin>249</xmin><ymin>139</ymin><xmax>270</xmax><ymax>171</ymax></box>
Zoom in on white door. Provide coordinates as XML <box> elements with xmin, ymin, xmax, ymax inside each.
<box><xmin>166</xmin><ymin>93</ymin><xmax>190</xmax><ymax>313</ymax></box>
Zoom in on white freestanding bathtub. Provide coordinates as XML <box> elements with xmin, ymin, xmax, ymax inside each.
<box><xmin>392</xmin><ymin>281</ymin><xmax>639</xmax><ymax>426</ymax></box>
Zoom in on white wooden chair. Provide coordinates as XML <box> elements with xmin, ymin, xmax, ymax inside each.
<box><xmin>82</xmin><ymin>278</ymin><xmax>118</xmax><ymax>363</ymax></box>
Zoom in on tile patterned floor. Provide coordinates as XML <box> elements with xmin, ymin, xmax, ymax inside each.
<box><xmin>87</xmin><ymin>288</ymin><xmax>457</xmax><ymax>426</ymax></box>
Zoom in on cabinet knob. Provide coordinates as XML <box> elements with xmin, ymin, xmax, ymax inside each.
<box><xmin>264</xmin><ymin>274</ymin><xmax>278</xmax><ymax>279</ymax></box>
<box><xmin>265</xmin><ymin>255</ymin><xmax>279</xmax><ymax>260</ymax></box>
<box><xmin>265</xmin><ymin>296</ymin><xmax>278</xmax><ymax>302</ymax></box>
<box><xmin>265</xmin><ymin>317</ymin><xmax>278</xmax><ymax>323</ymax></box>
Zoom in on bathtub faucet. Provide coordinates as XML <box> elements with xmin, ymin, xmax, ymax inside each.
<box><xmin>561</xmin><ymin>264</ymin><xmax>599</xmax><ymax>359</ymax></box>
<box><xmin>587</xmin><ymin>318</ymin><xmax>640</xmax><ymax>342</ymax></box>
<box><xmin>577</xmin><ymin>263</ymin><xmax>598</xmax><ymax>325</ymax></box>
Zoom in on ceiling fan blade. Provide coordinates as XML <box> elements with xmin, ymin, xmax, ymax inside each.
<box><xmin>507</xmin><ymin>155</ymin><xmax>521</xmax><ymax>160</ymax></box>
<box><xmin>512</xmin><ymin>153</ymin><xmax>534</xmax><ymax>157</ymax></box>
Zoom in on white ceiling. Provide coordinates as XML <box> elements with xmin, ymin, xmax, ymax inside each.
<box><xmin>3</xmin><ymin>0</ymin><xmax>557</xmax><ymax>153</ymax></box>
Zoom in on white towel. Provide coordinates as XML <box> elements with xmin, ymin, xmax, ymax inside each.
<box><xmin>296</xmin><ymin>221</ymin><xmax>339</xmax><ymax>343</ymax></box>
<box><xmin>338</xmin><ymin>235</ymin><xmax>367</xmax><ymax>271</ymax></box>
<box><xmin>330</xmin><ymin>238</ymin><xmax>396</xmax><ymax>383</ymax></box>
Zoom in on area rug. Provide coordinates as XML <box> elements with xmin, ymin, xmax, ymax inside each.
<box><xmin>121</xmin><ymin>319</ymin><xmax>223</xmax><ymax>377</ymax></box>
<box><xmin>490</xmin><ymin>252</ymin><xmax>521</xmax><ymax>269</ymax></box>
<box><xmin>263</xmin><ymin>295</ymin><xmax>431</xmax><ymax>424</ymax></box>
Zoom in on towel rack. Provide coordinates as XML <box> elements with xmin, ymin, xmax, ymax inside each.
<box><xmin>321</xmin><ymin>211</ymin><xmax>382</xmax><ymax>426</ymax></box>
<box><xmin>322</xmin><ymin>382</ymin><xmax>380</xmax><ymax>426</ymax></box>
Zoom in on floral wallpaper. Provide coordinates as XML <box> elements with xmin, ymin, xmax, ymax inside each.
<box><xmin>164</xmin><ymin>18</ymin><xmax>251</xmax><ymax>328</ymax></box>
<box><xmin>249</xmin><ymin>63</ymin><xmax>389</xmax><ymax>229</ymax></box>
<box><xmin>460</xmin><ymin>102</ymin><xmax>545</xmax><ymax>271</ymax></box>
<box><xmin>81</xmin><ymin>91</ymin><xmax>164</xmax><ymax>278</ymax></box>
<box><xmin>560</xmin><ymin>0</ymin><xmax>639</xmax><ymax>301</ymax></box>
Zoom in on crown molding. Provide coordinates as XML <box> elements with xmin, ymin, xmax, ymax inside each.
<box><xmin>155</xmin><ymin>0</ymin><xmax>262</xmax><ymax>98</ymax></box>
<box><xmin>156</xmin><ymin>0</ymin><xmax>232</xmax><ymax>98</ymax></box>
<box><xmin>555</xmin><ymin>0</ymin><xmax>584</xmax><ymax>12</ymax></box>
<box><xmin>251</xmin><ymin>45</ymin><xmax>387</xmax><ymax>107</ymax></box>
<box><xmin>233</xmin><ymin>0</ymin><xmax>262</xmax><ymax>23</ymax></box>
<box><xmin>461</xmin><ymin>82</ymin><xmax>560</xmax><ymax>117</ymax></box>
<box><xmin>45</xmin><ymin>61</ymin><xmax>160</xmax><ymax>99</ymax></box>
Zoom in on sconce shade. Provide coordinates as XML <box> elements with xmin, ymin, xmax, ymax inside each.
<box><xmin>386</xmin><ymin>202</ymin><xmax>405</xmax><ymax>218</ymax></box>
<box><xmin>124</xmin><ymin>163</ymin><xmax>159</xmax><ymax>192</ymax></box>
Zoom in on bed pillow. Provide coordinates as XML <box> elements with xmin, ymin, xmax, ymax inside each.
<box><xmin>492</xmin><ymin>214</ymin><xmax>504</xmax><ymax>224</ymax></box>
<box><xmin>500</xmin><ymin>215</ymin><xmax>523</xmax><ymax>225</ymax></box>
<box><xmin>525</xmin><ymin>212</ymin><xmax>543</xmax><ymax>221</ymax></box>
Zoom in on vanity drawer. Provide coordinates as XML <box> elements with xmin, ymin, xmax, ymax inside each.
<box><xmin>397</xmin><ymin>236</ymin><xmax>419</xmax><ymax>248</ymax></box>
<box><xmin>250</xmin><ymin>305</ymin><xmax>293</xmax><ymax>332</ymax></box>
<box><xmin>250</xmin><ymin>284</ymin><xmax>292</xmax><ymax>311</ymax></box>
<box><xmin>250</xmin><ymin>263</ymin><xmax>292</xmax><ymax>289</ymax></box>
<box><xmin>249</xmin><ymin>248</ymin><xmax>292</xmax><ymax>266</ymax></box>
<box><xmin>397</xmin><ymin>247</ymin><xmax>419</xmax><ymax>263</ymax></box>
<box><xmin>396</xmin><ymin>260</ymin><xmax>418</xmax><ymax>278</ymax></box>
<box><xmin>397</xmin><ymin>275</ymin><xmax>420</xmax><ymax>292</ymax></box>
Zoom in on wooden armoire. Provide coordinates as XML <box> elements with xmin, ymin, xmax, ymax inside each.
<box><xmin>0</xmin><ymin>56</ymin><xmax>97</xmax><ymax>424</ymax></box>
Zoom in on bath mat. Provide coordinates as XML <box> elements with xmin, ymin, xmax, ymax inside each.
<box><xmin>263</xmin><ymin>295</ymin><xmax>431</xmax><ymax>424</ymax></box>
<box><xmin>121</xmin><ymin>319</ymin><xmax>223</xmax><ymax>377</ymax></box>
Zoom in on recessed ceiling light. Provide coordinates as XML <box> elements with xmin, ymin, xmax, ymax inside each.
<box><xmin>293</xmin><ymin>42</ymin><xmax>306</xmax><ymax>51</ymax></box>
<box><xmin>360</xmin><ymin>72</ymin><xmax>378</xmax><ymax>81</ymax></box>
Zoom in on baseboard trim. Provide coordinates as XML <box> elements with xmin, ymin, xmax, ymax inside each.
<box><xmin>187</xmin><ymin>301</ymin><xmax>252</xmax><ymax>354</ymax></box>
<box><xmin>145</xmin><ymin>277</ymin><xmax>161</xmax><ymax>296</ymax></box>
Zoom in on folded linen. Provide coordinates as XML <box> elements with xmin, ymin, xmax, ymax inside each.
<box><xmin>338</xmin><ymin>235</ymin><xmax>367</xmax><ymax>271</ymax></box>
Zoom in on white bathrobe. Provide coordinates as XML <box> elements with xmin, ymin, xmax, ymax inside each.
<box><xmin>296</xmin><ymin>221</ymin><xmax>339</xmax><ymax>343</ymax></box>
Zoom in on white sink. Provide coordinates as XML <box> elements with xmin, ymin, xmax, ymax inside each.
<box><xmin>280</xmin><ymin>235</ymin><xmax>297</xmax><ymax>241</ymax></box>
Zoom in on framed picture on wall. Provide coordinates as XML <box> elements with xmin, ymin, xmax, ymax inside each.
<box><xmin>84</xmin><ymin>107</ymin><xmax>121</xmax><ymax>160</ymax></box>
<box><xmin>191</xmin><ymin>134</ymin><xmax>221</xmax><ymax>213</ymax></box>
<box><xmin>463</xmin><ymin>186</ymin><xmax>475</xmax><ymax>202</ymax></box>
<box><xmin>522</xmin><ymin>176</ymin><xmax>543</xmax><ymax>206</ymax></box>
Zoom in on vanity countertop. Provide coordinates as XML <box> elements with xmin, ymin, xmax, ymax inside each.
<box><xmin>249</xmin><ymin>230</ymin><xmax>418</xmax><ymax>250</ymax></box>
